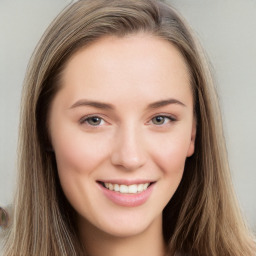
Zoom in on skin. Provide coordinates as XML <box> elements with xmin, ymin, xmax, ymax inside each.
<box><xmin>49</xmin><ymin>33</ymin><xmax>196</xmax><ymax>256</ymax></box>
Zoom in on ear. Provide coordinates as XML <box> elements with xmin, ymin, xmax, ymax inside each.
<box><xmin>187</xmin><ymin>118</ymin><xmax>197</xmax><ymax>157</ymax></box>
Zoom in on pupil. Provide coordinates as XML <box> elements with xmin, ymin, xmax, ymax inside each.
<box><xmin>90</xmin><ymin>117</ymin><xmax>100</xmax><ymax>125</ymax></box>
<box><xmin>154</xmin><ymin>116</ymin><xmax>164</xmax><ymax>124</ymax></box>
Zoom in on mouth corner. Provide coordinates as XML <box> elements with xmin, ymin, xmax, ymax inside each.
<box><xmin>97</xmin><ymin>181</ymin><xmax>106</xmax><ymax>188</ymax></box>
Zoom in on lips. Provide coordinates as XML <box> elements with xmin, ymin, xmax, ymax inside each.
<box><xmin>97</xmin><ymin>180</ymin><xmax>155</xmax><ymax>207</ymax></box>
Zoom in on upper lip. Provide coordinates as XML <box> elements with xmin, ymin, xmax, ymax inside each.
<box><xmin>97</xmin><ymin>179</ymin><xmax>155</xmax><ymax>185</ymax></box>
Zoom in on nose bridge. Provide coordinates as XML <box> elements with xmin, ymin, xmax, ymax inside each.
<box><xmin>111</xmin><ymin>122</ymin><xmax>146</xmax><ymax>170</ymax></box>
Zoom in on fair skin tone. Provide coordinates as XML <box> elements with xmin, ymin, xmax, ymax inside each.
<box><xmin>49</xmin><ymin>34</ymin><xmax>196</xmax><ymax>256</ymax></box>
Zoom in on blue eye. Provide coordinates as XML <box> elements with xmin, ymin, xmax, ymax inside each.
<box><xmin>82</xmin><ymin>116</ymin><xmax>104</xmax><ymax>126</ymax></box>
<box><xmin>151</xmin><ymin>115</ymin><xmax>174</xmax><ymax>125</ymax></box>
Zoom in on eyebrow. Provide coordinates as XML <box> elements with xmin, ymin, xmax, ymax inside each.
<box><xmin>70</xmin><ymin>100</ymin><xmax>115</xmax><ymax>110</ymax></box>
<box><xmin>147</xmin><ymin>98</ymin><xmax>186</xmax><ymax>109</ymax></box>
<box><xmin>69</xmin><ymin>98</ymin><xmax>186</xmax><ymax>110</ymax></box>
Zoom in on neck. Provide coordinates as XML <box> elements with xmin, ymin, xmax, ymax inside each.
<box><xmin>78</xmin><ymin>215</ymin><xmax>166</xmax><ymax>256</ymax></box>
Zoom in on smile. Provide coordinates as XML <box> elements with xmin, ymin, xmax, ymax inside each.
<box><xmin>97</xmin><ymin>181</ymin><xmax>155</xmax><ymax>207</ymax></box>
<box><xmin>103</xmin><ymin>182</ymin><xmax>150</xmax><ymax>194</ymax></box>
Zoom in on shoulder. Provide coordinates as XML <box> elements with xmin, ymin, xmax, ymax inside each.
<box><xmin>0</xmin><ymin>230</ymin><xmax>4</xmax><ymax>256</ymax></box>
<box><xmin>0</xmin><ymin>206</ymin><xmax>11</xmax><ymax>256</ymax></box>
<box><xmin>0</xmin><ymin>207</ymin><xmax>10</xmax><ymax>228</ymax></box>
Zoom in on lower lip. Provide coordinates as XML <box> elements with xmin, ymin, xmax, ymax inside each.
<box><xmin>99</xmin><ymin>183</ymin><xmax>154</xmax><ymax>207</ymax></box>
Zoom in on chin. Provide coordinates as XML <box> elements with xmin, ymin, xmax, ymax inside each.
<box><xmin>92</xmin><ymin>210</ymin><xmax>162</xmax><ymax>239</ymax></box>
<box><xmin>104</xmin><ymin>223</ymin><xmax>149</xmax><ymax>238</ymax></box>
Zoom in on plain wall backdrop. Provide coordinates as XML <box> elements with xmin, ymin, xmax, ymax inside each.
<box><xmin>0</xmin><ymin>0</ymin><xmax>255</xmax><ymax>233</ymax></box>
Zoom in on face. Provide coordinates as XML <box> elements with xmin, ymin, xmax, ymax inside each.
<box><xmin>49</xmin><ymin>34</ymin><xmax>196</xmax><ymax>238</ymax></box>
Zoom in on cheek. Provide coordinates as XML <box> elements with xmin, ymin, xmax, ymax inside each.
<box><xmin>149</xmin><ymin>131</ymin><xmax>191</xmax><ymax>176</ymax></box>
<box><xmin>147</xmin><ymin>134</ymin><xmax>190</xmax><ymax>211</ymax></box>
<box><xmin>51</xmin><ymin>128</ymin><xmax>112</xmax><ymax>199</ymax></box>
<box><xmin>53</xmin><ymin>135</ymin><xmax>93</xmax><ymax>203</ymax></box>
<box><xmin>53</xmin><ymin>128</ymin><xmax>111</xmax><ymax>176</ymax></box>
<box><xmin>52</xmin><ymin>130</ymin><xmax>112</xmax><ymax>212</ymax></box>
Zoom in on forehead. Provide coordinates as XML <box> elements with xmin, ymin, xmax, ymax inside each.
<box><xmin>64</xmin><ymin>33</ymin><xmax>190</xmax><ymax>78</ymax></box>
<box><xmin>56</xmin><ymin>33</ymin><xmax>192</xmax><ymax>107</ymax></box>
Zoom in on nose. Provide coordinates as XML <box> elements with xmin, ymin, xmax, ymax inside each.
<box><xmin>111</xmin><ymin>125</ymin><xmax>147</xmax><ymax>171</ymax></box>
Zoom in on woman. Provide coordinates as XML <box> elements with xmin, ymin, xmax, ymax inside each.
<box><xmin>1</xmin><ymin>0</ymin><xmax>255</xmax><ymax>255</ymax></box>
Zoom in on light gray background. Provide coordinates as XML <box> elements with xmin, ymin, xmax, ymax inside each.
<box><xmin>0</xmin><ymin>0</ymin><xmax>255</xmax><ymax>232</ymax></box>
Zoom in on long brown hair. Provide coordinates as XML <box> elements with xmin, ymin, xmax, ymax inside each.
<box><xmin>2</xmin><ymin>0</ymin><xmax>255</xmax><ymax>255</ymax></box>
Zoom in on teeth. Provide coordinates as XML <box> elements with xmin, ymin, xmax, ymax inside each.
<box><xmin>138</xmin><ymin>184</ymin><xmax>144</xmax><ymax>192</ymax></box>
<box><xmin>143</xmin><ymin>183</ymin><xmax>148</xmax><ymax>190</ymax></box>
<box><xmin>120</xmin><ymin>185</ymin><xmax>129</xmax><ymax>193</ymax></box>
<box><xmin>128</xmin><ymin>184</ymin><xmax>137</xmax><ymax>193</ymax></box>
<box><xmin>114</xmin><ymin>184</ymin><xmax>119</xmax><ymax>192</ymax></box>
<box><xmin>104</xmin><ymin>182</ymin><xmax>150</xmax><ymax>194</ymax></box>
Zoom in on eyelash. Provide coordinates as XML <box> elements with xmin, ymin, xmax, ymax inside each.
<box><xmin>79</xmin><ymin>114</ymin><xmax>176</xmax><ymax>127</ymax></box>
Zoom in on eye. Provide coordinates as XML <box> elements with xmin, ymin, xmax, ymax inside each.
<box><xmin>151</xmin><ymin>115</ymin><xmax>175</xmax><ymax>125</ymax></box>
<box><xmin>81</xmin><ymin>116</ymin><xmax>105</xmax><ymax>126</ymax></box>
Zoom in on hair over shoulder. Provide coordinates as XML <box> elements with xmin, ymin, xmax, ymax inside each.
<box><xmin>2</xmin><ymin>0</ymin><xmax>255</xmax><ymax>255</ymax></box>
